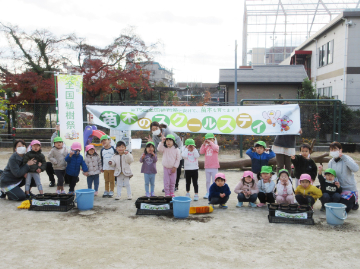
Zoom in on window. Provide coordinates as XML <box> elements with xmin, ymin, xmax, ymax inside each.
<box><xmin>327</xmin><ymin>40</ymin><xmax>333</xmax><ymax>64</ymax></box>
<box><xmin>317</xmin><ymin>86</ymin><xmax>332</xmax><ymax>97</ymax></box>
<box><xmin>322</xmin><ymin>44</ymin><xmax>327</xmax><ymax>66</ymax></box>
<box><xmin>318</xmin><ymin>40</ymin><xmax>334</xmax><ymax>68</ymax></box>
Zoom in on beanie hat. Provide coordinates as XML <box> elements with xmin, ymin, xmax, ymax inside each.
<box><xmin>324</xmin><ymin>168</ymin><xmax>336</xmax><ymax>177</ymax></box>
<box><xmin>205</xmin><ymin>133</ymin><xmax>215</xmax><ymax>139</ymax></box>
<box><xmin>254</xmin><ymin>141</ymin><xmax>266</xmax><ymax>148</ymax></box>
<box><xmin>71</xmin><ymin>142</ymin><xmax>82</xmax><ymax>151</ymax></box>
<box><xmin>243</xmin><ymin>171</ymin><xmax>254</xmax><ymax>179</ymax></box>
<box><xmin>215</xmin><ymin>173</ymin><xmax>226</xmax><ymax>182</ymax></box>
<box><xmin>53</xmin><ymin>137</ymin><xmax>63</xmax><ymax>143</ymax></box>
<box><xmin>100</xmin><ymin>135</ymin><xmax>110</xmax><ymax>142</ymax></box>
<box><xmin>185</xmin><ymin>139</ymin><xmax>196</xmax><ymax>146</ymax></box>
<box><xmin>260</xmin><ymin>166</ymin><xmax>273</xmax><ymax>174</ymax></box>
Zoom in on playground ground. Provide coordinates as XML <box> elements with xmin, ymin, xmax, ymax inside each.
<box><xmin>1</xmin><ymin>148</ymin><xmax>360</xmax><ymax>268</ymax></box>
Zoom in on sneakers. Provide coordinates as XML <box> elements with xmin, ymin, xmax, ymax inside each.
<box><xmin>127</xmin><ymin>195</ymin><xmax>132</xmax><ymax>200</ymax></box>
<box><xmin>186</xmin><ymin>193</ymin><xmax>190</xmax><ymax>198</ymax></box>
<box><xmin>68</xmin><ymin>191</ymin><xmax>75</xmax><ymax>195</ymax></box>
<box><xmin>249</xmin><ymin>202</ymin><xmax>257</xmax><ymax>208</ymax></box>
<box><xmin>49</xmin><ymin>182</ymin><xmax>55</xmax><ymax>187</ymax></box>
<box><xmin>219</xmin><ymin>204</ymin><xmax>228</xmax><ymax>209</ymax></box>
<box><xmin>151</xmin><ymin>192</ymin><xmax>155</xmax><ymax>197</ymax></box>
<box><xmin>194</xmin><ymin>194</ymin><xmax>199</xmax><ymax>201</ymax></box>
<box><xmin>320</xmin><ymin>205</ymin><xmax>325</xmax><ymax>212</ymax></box>
<box><xmin>61</xmin><ymin>190</ymin><xmax>66</xmax><ymax>194</ymax></box>
<box><xmin>162</xmin><ymin>189</ymin><xmax>165</xmax><ymax>192</ymax></box>
<box><xmin>115</xmin><ymin>195</ymin><xmax>121</xmax><ymax>200</ymax></box>
<box><xmin>103</xmin><ymin>191</ymin><xmax>109</xmax><ymax>198</ymax></box>
<box><xmin>0</xmin><ymin>192</ymin><xmax>6</xmax><ymax>199</ymax></box>
<box><xmin>170</xmin><ymin>193</ymin><xmax>175</xmax><ymax>198</ymax></box>
<box><xmin>94</xmin><ymin>191</ymin><xmax>98</xmax><ymax>196</ymax></box>
<box><xmin>236</xmin><ymin>202</ymin><xmax>243</xmax><ymax>208</ymax></box>
<box><xmin>108</xmin><ymin>191</ymin><xmax>114</xmax><ymax>197</ymax></box>
<box><xmin>146</xmin><ymin>192</ymin><xmax>150</xmax><ymax>198</ymax></box>
<box><xmin>353</xmin><ymin>203</ymin><xmax>359</xmax><ymax>210</ymax></box>
<box><xmin>257</xmin><ymin>203</ymin><xmax>266</xmax><ymax>208</ymax></box>
<box><xmin>203</xmin><ymin>193</ymin><xmax>209</xmax><ymax>199</ymax></box>
<box><xmin>56</xmin><ymin>190</ymin><xmax>61</xmax><ymax>194</ymax></box>
<box><xmin>175</xmin><ymin>187</ymin><xmax>178</xmax><ymax>192</ymax></box>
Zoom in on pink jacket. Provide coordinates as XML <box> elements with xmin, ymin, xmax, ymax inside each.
<box><xmin>234</xmin><ymin>181</ymin><xmax>259</xmax><ymax>195</ymax></box>
<box><xmin>276</xmin><ymin>181</ymin><xmax>293</xmax><ymax>197</ymax></box>
<box><xmin>157</xmin><ymin>142</ymin><xmax>181</xmax><ymax>169</ymax></box>
<box><xmin>199</xmin><ymin>141</ymin><xmax>220</xmax><ymax>169</ymax></box>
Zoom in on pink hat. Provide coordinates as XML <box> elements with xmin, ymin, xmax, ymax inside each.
<box><xmin>30</xmin><ymin>140</ymin><xmax>41</xmax><ymax>146</ymax></box>
<box><xmin>299</xmin><ymin>174</ymin><xmax>311</xmax><ymax>182</ymax></box>
<box><xmin>243</xmin><ymin>171</ymin><xmax>254</xmax><ymax>179</ymax></box>
<box><xmin>85</xmin><ymin>145</ymin><xmax>95</xmax><ymax>152</ymax></box>
<box><xmin>215</xmin><ymin>173</ymin><xmax>226</xmax><ymax>182</ymax></box>
<box><xmin>71</xmin><ymin>142</ymin><xmax>82</xmax><ymax>151</ymax></box>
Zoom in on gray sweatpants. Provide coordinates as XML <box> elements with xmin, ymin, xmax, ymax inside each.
<box><xmin>25</xmin><ymin>172</ymin><xmax>42</xmax><ymax>191</ymax></box>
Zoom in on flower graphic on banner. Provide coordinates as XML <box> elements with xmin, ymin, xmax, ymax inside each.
<box><xmin>99</xmin><ymin>111</ymin><xmax>121</xmax><ymax>128</ymax></box>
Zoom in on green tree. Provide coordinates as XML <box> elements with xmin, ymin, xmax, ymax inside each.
<box><xmin>299</xmin><ymin>78</ymin><xmax>316</xmax><ymax>99</ymax></box>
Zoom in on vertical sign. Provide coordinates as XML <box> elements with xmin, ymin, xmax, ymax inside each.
<box><xmin>57</xmin><ymin>75</ymin><xmax>84</xmax><ymax>152</ymax></box>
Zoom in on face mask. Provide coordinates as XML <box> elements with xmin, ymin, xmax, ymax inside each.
<box><xmin>330</xmin><ymin>151</ymin><xmax>340</xmax><ymax>158</ymax></box>
<box><xmin>16</xmin><ymin>146</ymin><xmax>27</xmax><ymax>154</ymax></box>
<box><xmin>152</xmin><ymin>129</ymin><xmax>161</xmax><ymax>136</ymax></box>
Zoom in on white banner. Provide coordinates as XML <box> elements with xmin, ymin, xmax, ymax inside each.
<box><xmin>275</xmin><ymin>210</ymin><xmax>308</xmax><ymax>219</ymax></box>
<box><xmin>32</xmin><ymin>199</ymin><xmax>60</xmax><ymax>206</ymax></box>
<box><xmin>57</xmin><ymin>75</ymin><xmax>84</xmax><ymax>150</ymax></box>
<box><xmin>140</xmin><ymin>203</ymin><xmax>170</xmax><ymax>210</ymax></box>
<box><xmin>86</xmin><ymin>104</ymin><xmax>301</xmax><ymax>135</ymax></box>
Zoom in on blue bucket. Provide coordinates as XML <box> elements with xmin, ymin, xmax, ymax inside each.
<box><xmin>325</xmin><ymin>203</ymin><xmax>347</xmax><ymax>225</ymax></box>
<box><xmin>171</xmin><ymin>196</ymin><xmax>192</xmax><ymax>219</ymax></box>
<box><xmin>75</xmin><ymin>189</ymin><xmax>95</xmax><ymax>211</ymax></box>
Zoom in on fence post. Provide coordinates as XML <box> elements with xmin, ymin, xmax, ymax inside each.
<box><xmin>337</xmin><ymin>101</ymin><xmax>342</xmax><ymax>141</ymax></box>
<box><xmin>332</xmin><ymin>102</ymin><xmax>337</xmax><ymax>141</ymax></box>
<box><xmin>7</xmin><ymin>104</ymin><xmax>11</xmax><ymax>139</ymax></box>
<box><xmin>239</xmin><ymin>100</ymin><xmax>244</xmax><ymax>158</ymax></box>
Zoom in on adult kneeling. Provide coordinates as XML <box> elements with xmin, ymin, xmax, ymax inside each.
<box><xmin>328</xmin><ymin>141</ymin><xmax>359</xmax><ymax>213</ymax></box>
<box><xmin>0</xmin><ymin>140</ymin><xmax>36</xmax><ymax>201</ymax></box>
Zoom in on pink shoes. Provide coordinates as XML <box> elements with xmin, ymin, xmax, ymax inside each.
<box><xmin>257</xmin><ymin>203</ymin><xmax>266</xmax><ymax>207</ymax></box>
<box><xmin>170</xmin><ymin>193</ymin><xmax>175</xmax><ymax>198</ymax></box>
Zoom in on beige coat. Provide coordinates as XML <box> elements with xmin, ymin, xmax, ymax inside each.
<box><xmin>48</xmin><ymin>147</ymin><xmax>69</xmax><ymax>170</ymax></box>
<box><xmin>110</xmin><ymin>153</ymin><xmax>134</xmax><ymax>178</ymax></box>
<box><xmin>84</xmin><ymin>153</ymin><xmax>102</xmax><ymax>175</ymax></box>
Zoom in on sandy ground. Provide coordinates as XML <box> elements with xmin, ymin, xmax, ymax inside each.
<box><xmin>1</xmin><ymin>148</ymin><xmax>360</xmax><ymax>269</ymax></box>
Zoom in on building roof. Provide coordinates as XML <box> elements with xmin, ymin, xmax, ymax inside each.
<box><xmin>219</xmin><ymin>65</ymin><xmax>308</xmax><ymax>84</ymax></box>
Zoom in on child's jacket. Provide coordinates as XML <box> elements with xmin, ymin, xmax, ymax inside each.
<box><xmin>234</xmin><ymin>181</ymin><xmax>259</xmax><ymax>195</ymax></box>
<box><xmin>291</xmin><ymin>155</ymin><xmax>317</xmax><ymax>181</ymax></box>
<box><xmin>65</xmin><ymin>153</ymin><xmax>88</xmax><ymax>177</ymax></box>
<box><xmin>199</xmin><ymin>141</ymin><xmax>219</xmax><ymax>169</ymax></box>
<box><xmin>157</xmin><ymin>143</ymin><xmax>181</xmax><ymax>169</ymax></box>
<box><xmin>84</xmin><ymin>153</ymin><xmax>102</xmax><ymax>175</ymax></box>
<box><xmin>246</xmin><ymin>148</ymin><xmax>275</xmax><ymax>174</ymax></box>
<box><xmin>208</xmin><ymin>183</ymin><xmax>231</xmax><ymax>201</ymax></box>
<box><xmin>23</xmin><ymin>150</ymin><xmax>47</xmax><ymax>172</ymax></box>
<box><xmin>181</xmin><ymin>147</ymin><xmax>199</xmax><ymax>170</ymax></box>
<box><xmin>318</xmin><ymin>174</ymin><xmax>342</xmax><ymax>195</ymax></box>
<box><xmin>140</xmin><ymin>153</ymin><xmax>157</xmax><ymax>174</ymax></box>
<box><xmin>295</xmin><ymin>185</ymin><xmax>323</xmax><ymax>201</ymax></box>
<box><xmin>276</xmin><ymin>181</ymin><xmax>293</xmax><ymax>196</ymax></box>
<box><xmin>48</xmin><ymin>147</ymin><xmax>68</xmax><ymax>170</ymax></box>
<box><xmin>110</xmin><ymin>153</ymin><xmax>134</xmax><ymax>177</ymax></box>
<box><xmin>257</xmin><ymin>179</ymin><xmax>275</xmax><ymax>194</ymax></box>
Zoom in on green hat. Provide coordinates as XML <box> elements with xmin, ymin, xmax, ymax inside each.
<box><xmin>100</xmin><ymin>135</ymin><xmax>110</xmax><ymax>142</ymax></box>
<box><xmin>254</xmin><ymin>141</ymin><xmax>266</xmax><ymax>148</ymax></box>
<box><xmin>146</xmin><ymin>141</ymin><xmax>155</xmax><ymax>147</ymax></box>
<box><xmin>185</xmin><ymin>139</ymin><xmax>196</xmax><ymax>146</ymax></box>
<box><xmin>324</xmin><ymin>168</ymin><xmax>336</xmax><ymax>177</ymax></box>
<box><xmin>53</xmin><ymin>137</ymin><xmax>63</xmax><ymax>143</ymax></box>
<box><xmin>260</xmin><ymin>166</ymin><xmax>273</xmax><ymax>174</ymax></box>
<box><xmin>205</xmin><ymin>133</ymin><xmax>215</xmax><ymax>139</ymax></box>
<box><xmin>278</xmin><ymin>169</ymin><xmax>290</xmax><ymax>177</ymax></box>
<box><xmin>165</xmin><ymin>134</ymin><xmax>175</xmax><ymax>141</ymax></box>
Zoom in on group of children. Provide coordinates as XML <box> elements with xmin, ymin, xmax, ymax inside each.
<box><xmin>24</xmin><ymin>133</ymin><xmax>340</xmax><ymax>211</ymax></box>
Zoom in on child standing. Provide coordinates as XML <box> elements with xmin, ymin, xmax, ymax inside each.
<box><xmin>23</xmin><ymin>140</ymin><xmax>47</xmax><ymax>197</ymax></box>
<box><xmin>182</xmin><ymin>138</ymin><xmax>200</xmax><ymax>201</ymax></box>
<box><xmin>234</xmin><ymin>171</ymin><xmax>259</xmax><ymax>208</ymax></box>
<box><xmin>140</xmin><ymin>142</ymin><xmax>157</xmax><ymax>197</ymax></box>
<box><xmin>275</xmin><ymin>169</ymin><xmax>294</xmax><ymax>204</ymax></box>
<box><xmin>208</xmin><ymin>173</ymin><xmax>231</xmax><ymax>209</ymax></box>
<box><xmin>291</xmin><ymin>143</ymin><xmax>317</xmax><ymax>188</ymax></box>
<box><xmin>295</xmin><ymin>173</ymin><xmax>322</xmax><ymax>207</ymax></box>
<box><xmin>48</xmin><ymin>137</ymin><xmax>68</xmax><ymax>194</ymax></box>
<box><xmin>84</xmin><ymin>145</ymin><xmax>102</xmax><ymax>196</ymax></box>
<box><xmin>246</xmin><ymin>141</ymin><xmax>275</xmax><ymax>174</ymax></box>
<box><xmin>157</xmin><ymin>134</ymin><xmax>181</xmax><ymax>197</ymax></box>
<box><xmin>100</xmin><ymin>135</ymin><xmax>117</xmax><ymax>198</ymax></box>
<box><xmin>257</xmin><ymin>166</ymin><xmax>276</xmax><ymax>207</ymax></box>
<box><xmin>200</xmin><ymin>133</ymin><xmax>219</xmax><ymax>199</ymax></box>
<box><xmin>109</xmin><ymin>141</ymin><xmax>134</xmax><ymax>200</ymax></box>
<box><xmin>318</xmin><ymin>167</ymin><xmax>342</xmax><ymax>211</ymax></box>
<box><xmin>65</xmin><ymin>142</ymin><xmax>88</xmax><ymax>194</ymax></box>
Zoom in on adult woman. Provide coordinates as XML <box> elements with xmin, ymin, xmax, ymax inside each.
<box><xmin>328</xmin><ymin>141</ymin><xmax>359</xmax><ymax>212</ymax></box>
<box><xmin>0</xmin><ymin>140</ymin><xmax>36</xmax><ymax>201</ymax></box>
<box><xmin>146</xmin><ymin>122</ymin><xmax>183</xmax><ymax>190</ymax></box>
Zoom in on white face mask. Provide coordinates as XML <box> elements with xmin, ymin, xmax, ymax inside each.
<box><xmin>152</xmin><ymin>129</ymin><xmax>161</xmax><ymax>136</ymax></box>
<box><xmin>330</xmin><ymin>151</ymin><xmax>340</xmax><ymax>158</ymax></box>
<box><xmin>16</xmin><ymin>146</ymin><xmax>27</xmax><ymax>154</ymax></box>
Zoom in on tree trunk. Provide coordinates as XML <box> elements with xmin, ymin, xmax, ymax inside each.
<box><xmin>33</xmin><ymin>104</ymin><xmax>50</xmax><ymax>128</ymax></box>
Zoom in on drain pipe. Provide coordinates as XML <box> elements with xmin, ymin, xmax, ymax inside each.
<box><xmin>342</xmin><ymin>18</ymin><xmax>352</xmax><ymax>103</ymax></box>
<box><xmin>313</xmin><ymin>38</ymin><xmax>317</xmax><ymax>87</ymax></box>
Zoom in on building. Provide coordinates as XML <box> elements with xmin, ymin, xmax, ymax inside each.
<box><xmin>249</xmin><ymin>46</ymin><xmax>297</xmax><ymax>65</ymax></box>
<box><xmin>281</xmin><ymin>9</ymin><xmax>360</xmax><ymax>106</ymax></box>
<box><xmin>138</xmin><ymin>62</ymin><xmax>174</xmax><ymax>87</ymax></box>
<box><xmin>176</xmin><ymin>82</ymin><xmax>224</xmax><ymax>102</ymax></box>
<box><xmin>219</xmin><ymin>65</ymin><xmax>308</xmax><ymax>104</ymax></box>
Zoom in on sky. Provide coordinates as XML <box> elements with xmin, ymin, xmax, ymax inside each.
<box><xmin>0</xmin><ymin>0</ymin><xmax>245</xmax><ymax>83</ymax></box>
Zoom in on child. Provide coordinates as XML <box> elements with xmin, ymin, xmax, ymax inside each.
<box><xmin>234</xmin><ymin>171</ymin><xmax>258</xmax><ymax>208</ymax></box>
<box><xmin>109</xmin><ymin>141</ymin><xmax>134</xmax><ymax>200</ymax></box>
<box><xmin>291</xmin><ymin>143</ymin><xmax>317</xmax><ymax>188</ymax></box>
<box><xmin>318</xmin><ymin>167</ymin><xmax>342</xmax><ymax>211</ymax></box>
<box><xmin>65</xmin><ymin>142</ymin><xmax>89</xmax><ymax>194</ymax></box>
<box><xmin>100</xmin><ymin>135</ymin><xmax>117</xmax><ymax>198</ymax></box>
<box><xmin>246</xmin><ymin>141</ymin><xmax>275</xmax><ymax>175</ymax></box>
<box><xmin>295</xmin><ymin>173</ymin><xmax>322</xmax><ymax>207</ymax></box>
<box><xmin>275</xmin><ymin>169</ymin><xmax>294</xmax><ymax>204</ymax></box>
<box><xmin>182</xmin><ymin>138</ymin><xmax>200</xmax><ymax>201</ymax></box>
<box><xmin>157</xmin><ymin>134</ymin><xmax>181</xmax><ymax>197</ymax></box>
<box><xmin>140</xmin><ymin>141</ymin><xmax>157</xmax><ymax>197</ymax></box>
<box><xmin>257</xmin><ymin>166</ymin><xmax>275</xmax><ymax>207</ymax></box>
<box><xmin>84</xmin><ymin>145</ymin><xmax>102</xmax><ymax>196</ymax></box>
<box><xmin>208</xmin><ymin>173</ymin><xmax>231</xmax><ymax>209</ymax></box>
<box><xmin>23</xmin><ymin>140</ymin><xmax>47</xmax><ymax>197</ymax></box>
<box><xmin>200</xmin><ymin>133</ymin><xmax>219</xmax><ymax>199</ymax></box>
<box><xmin>48</xmin><ymin>137</ymin><xmax>68</xmax><ymax>194</ymax></box>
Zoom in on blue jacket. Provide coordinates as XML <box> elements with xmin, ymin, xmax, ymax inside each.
<box><xmin>208</xmin><ymin>183</ymin><xmax>231</xmax><ymax>201</ymax></box>
<box><xmin>65</xmin><ymin>153</ymin><xmax>88</xmax><ymax>177</ymax></box>
<box><xmin>246</xmin><ymin>148</ymin><xmax>276</xmax><ymax>174</ymax></box>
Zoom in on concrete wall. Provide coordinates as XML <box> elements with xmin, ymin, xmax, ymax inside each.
<box><xmin>226</xmin><ymin>84</ymin><xmax>299</xmax><ymax>103</ymax></box>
